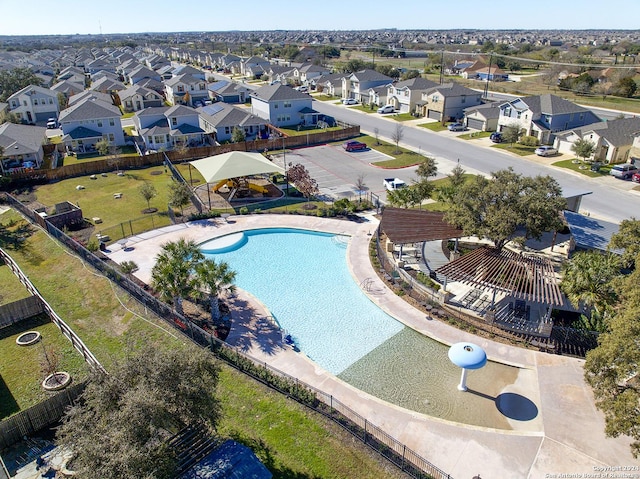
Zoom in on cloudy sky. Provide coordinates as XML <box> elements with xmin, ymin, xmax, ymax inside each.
<box><xmin>1</xmin><ymin>0</ymin><xmax>638</xmax><ymax>36</ymax></box>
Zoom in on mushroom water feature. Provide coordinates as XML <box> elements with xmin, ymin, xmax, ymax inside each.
<box><xmin>448</xmin><ymin>342</ymin><xmax>487</xmax><ymax>392</ymax></box>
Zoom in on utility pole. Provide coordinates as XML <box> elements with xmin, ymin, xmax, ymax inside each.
<box><xmin>439</xmin><ymin>50</ymin><xmax>444</xmax><ymax>84</ymax></box>
<box><xmin>483</xmin><ymin>52</ymin><xmax>494</xmax><ymax>100</ymax></box>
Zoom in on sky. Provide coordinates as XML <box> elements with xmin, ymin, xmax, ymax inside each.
<box><xmin>1</xmin><ymin>0</ymin><xmax>639</xmax><ymax>36</ymax></box>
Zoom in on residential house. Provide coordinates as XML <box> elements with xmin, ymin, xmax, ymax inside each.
<box><xmin>312</xmin><ymin>73</ymin><xmax>347</xmax><ymax>97</ymax></box>
<box><xmin>133</xmin><ymin>105</ymin><xmax>208</xmax><ymax>151</ymax></box>
<box><xmin>342</xmin><ymin>70</ymin><xmax>394</xmax><ymax>104</ymax></box>
<box><xmin>207</xmin><ymin>81</ymin><xmax>250</xmax><ymax>104</ymax></box>
<box><xmin>85</xmin><ymin>57</ymin><xmax>118</xmax><ymax>76</ymax></box>
<box><xmin>57</xmin><ymin>66</ymin><xmax>87</xmax><ymax>85</ymax></box>
<box><xmin>292</xmin><ymin>63</ymin><xmax>331</xmax><ymax>86</ymax></box>
<box><xmin>497</xmin><ymin>94</ymin><xmax>602</xmax><ymax>145</ymax></box>
<box><xmin>265</xmin><ymin>64</ymin><xmax>296</xmax><ymax>85</ymax></box>
<box><xmin>6</xmin><ymin>84</ymin><xmax>59</xmax><ymax>125</ymax></box>
<box><xmin>128</xmin><ymin>65</ymin><xmax>162</xmax><ymax>85</ymax></box>
<box><xmin>554</xmin><ymin>117</ymin><xmax>640</xmax><ymax>164</ymax></box>
<box><xmin>474</xmin><ymin>66</ymin><xmax>509</xmax><ymax>82</ymax></box>
<box><xmin>90</xmin><ymin>76</ymin><xmax>126</xmax><ymax>94</ymax></box>
<box><xmin>164</xmin><ymin>74</ymin><xmax>208</xmax><ymax>107</ymax></box>
<box><xmin>136</xmin><ymin>77</ymin><xmax>166</xmax><ymax>97</ymax></box>
<box><xmin>463</xmin><ymin>102</ymin><xmax>501</xmax><ymax>131</ymax></box>
<box><xmin>68</xmin><ymin>90</ymin><xmax>113</xmax><ymax>107</ymax></box>
<box><xmin>172</xmin><ymin>65</ymin><xmax>206</xmax><ymax>81</ymax></box>
<box><xmin>118</xmin><ymin>85</ymin><xmax>164</xmax><ymax>112</ymax></box>
<box><xmin>50</xmin><ymin>80</ymin><xmax>85</xmax><ymax>101</ymax></box>
<box><xmin>58</xmin><ymin>97</ymin><xmax>125</xmax><ymax>152</ymax></box>
<box><xmin>420</xmin><ymin>83</ymin><xmax>483</xmax><ymax>122</ymax></box>
<box><xmin>198</xmin><ymin>103</ymin><xmax>268</xmax><ymax>142</ymax></box>
<box><xmin>250</xmin><ymin>84</ymin><xmax>317</xmax><ymax>128</ymax></box>
<box><xmin>241</xmin><ymin>56</ymin><xmax>271</xmax><ymax>78</ymax></box>
<box><xmin>386</xmin><ymin>77</ymin><xmax>438</xmax><ymax>114</ymax></box>
<box><xmin>365</xmin><ymin>85</ymin><xmax>389</xmax><ymax>108</ymax></box>
<box><xmin>0</xmin><ymin>122</ymin><xmax>47</xmax><ymax>173</ymax></box>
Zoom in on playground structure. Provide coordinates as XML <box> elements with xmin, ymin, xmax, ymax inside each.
<box><xmin>212</xmin><ymin>176</ymin><xmax>273</xmax><ymax>201</ymax></box>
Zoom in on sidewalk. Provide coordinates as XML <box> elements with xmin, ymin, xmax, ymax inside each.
<box><xmin>107</xmin><ymin>214</ymin><xmax>636</xmax><ymax>478</ymax></box>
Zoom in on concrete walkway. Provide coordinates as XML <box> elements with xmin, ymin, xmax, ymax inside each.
<box><xmin>107</xmin><ymin>214</ymin><xmax>636</xmax><ymax>478</ymax></box>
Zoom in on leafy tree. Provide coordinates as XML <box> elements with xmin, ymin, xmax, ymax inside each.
<box><xmin>345</xmin><ymin>59</ymin><xmax>367</xmax><ymax>73</ymax></box>
<box><xmin>448</xmin><ymin>164</ymin><xmax>467</xmax><ymax>189</ymax></box>
<box><xmin>119</xmin><ymin>260</ymin><xmax>139</xmax><ymax>277</ymax></box>
<box><xmin>501</xmin><ymin>125</ymin><xmax>523</xmax><ymax>145</ymax></box>
<box><xmin>386</xmin><ymin>186</ymin><xmax>422</xmax><ymax>209</ymax></box>
<box><xmin>56</xmin><ymin>345</ymin><xmax>221</xmax><ymax>479</ymax></box>
<box><xmin>168</xmin><ymin>180</ymin><xmax>192</xmax><ymax>216</ymax></box>
<box><xmin>139</xmin><ymin>182</ymin><xmax>158</xmax><ymax>211</ymax></box>
<box><xmin>444</xmin><ymin>168</ymin><xmax>566</xmax><ymax>250</ymax></box>
<box><xmin>415</xmin><ymin>156</ymin><xmax>437</xmax><ymax>181</ymax></box>
<box><xmin>0</xmin><ymin>110</ymin><xmax>21</xmax><ymax>124</ymax></box>
<box><xmin>0</xmin><ymin>67</ymin><xmax>43</xmax><ymax>101</ymax></box>
<box><xmin>95</xmin><ymin>138</ymin><xmax>111</xmax><ymax>156</ymax></box>
<box><xmin>560</xmin><ymin>250</ymin><xmax>620</xmax><ymax>317</ymax></box>
<box><xmin>151</xmin><ymin>238</ymin><xmax>204</xmax><ymax>315</ymax></box>
<box><xmin>400</xmin><ymin>70</ymin><xmax>421</xmax><ymax>81</ymax></box>
<box><xmin>391</xmin><ymin>123</ymin><xmax>404</xmax><ymax>153</ymax></box>
<box><xmin>287</xmin><ymin>162</ymin><xmax>318</xmax><ymax>203</ymax></box>
<box><xmin>571</xmin><ymin>138</ymin><xmax>596</xmax><ymax>162</ymax></box>
<box><xmin>231</xmin><ymin>126</ymin><xmax>246</xmax><ymax>143</ymax></box>
<box><xmin>195</xmin><ymin>258</ymin><xmax>236</xmax><ymax>321</ymax></box>
<box><xmin>608</xmin><ymin>218</ymin><xmax>640</xmax><ymax>268</ymax></box>
<box><xmin>613</xmin><ymin>76</ymin><xmax>637</xmax><ymax>98</ymax></box>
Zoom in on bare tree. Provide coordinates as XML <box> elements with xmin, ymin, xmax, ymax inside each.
<box><xmin>373</xmin><ymin>127</ymin><xmax>380</xmax><ymax>145</ymax></box>
<box><xmin>354</xmin><ymin>173</ymin><xmax>367</xmax><ymax>202</ymax></box>
<box><xmin>288</xmin><ymin>162</ymin><xmax>319</xmax><ymax>207</ymax></box>
<box><xmin>391</xmin><ymin>123</ymin><xmax>405</xmax><ymax>153</ymax></box>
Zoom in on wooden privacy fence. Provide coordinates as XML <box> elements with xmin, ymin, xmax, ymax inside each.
<box><xmin>0</xmin><ymin>382</ymin><xmax>86</xmax><ymax>450</ymax></box>
<box><xmin>0</xmin><ymin>296</ymin><xmax>45</xmax><ymax>329</ymax></box>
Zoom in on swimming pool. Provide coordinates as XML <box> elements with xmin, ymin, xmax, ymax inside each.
<box><xmin>201</xmin><ymin>227</ymin><xmax>519</xmax><ymax>428</ymax></box>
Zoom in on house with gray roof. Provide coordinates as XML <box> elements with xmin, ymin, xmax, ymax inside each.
<box><xmin>554</xmin><ymin>117</ymin><xmax>640</xmax><ymax>164</ymax></box>
<box><xmin>386</xmin><ymin>77</ymin><xmax>438</xmax><ymax>114</ymax></box>
<box><xmin>250</xmin><ymin>84</ymin><xmax>316</xmax><ymax>128</ymax></box>
<box><xmin>342</xmin><ymin>69</ymin><xmax>394</xmax><ymax>104</ymax></box>
<box><xmin>118</xmin><ymin>84</ymin><xmax>164</xmax><ymax>112</ymax></box>
<box><xmin>312</xmin><ymin>73</ymin><xmax>348</xmax><ymax>97</ymax></box>
<box><xmin>90</xmin><ymin>76</ymin><xmax>126</xmax><ymax>94</ymax></box>
<box><xmin>68</xmin><ymin>90</ymin><xmax>112</xmax><ymax>107</ymax></box>
<box><xmin>128</xmin><ymin>65</ymin><xmax>162</xmax><ymax>85</ymax></box>
<box><xmin>463</xmin><ymin>102</ymin><xmax>501</xmax><ymax>131</ymax></box>
<box><xmin>0</xmin><ymin>122</ymin><xmax>47</xmax><ymax>173</ymax></box>
<box><xmin>497</xmin><ymin>94</ymin><xmax>602</xmax><ymax>145</ymax></box>
<box><xmin>198</xmin><ymin>103</ymin><xmax>268</xmax><ymax>142</ymax></box>
<box><xmin>419</xmin><ymin>82</ymin><xmax>483</xmax><ymax>122</ymax></box>
<box><xmin>133</xmin><ymin>105</ymin><xmax>208</xmax><ymax>151</ymax></box>
<box><xmin>59</xmin><ymin>97</ymin><xmax>125</xmax><ymax>152</ymax></box>
<box><xmin>57</xmin><ymin>66</ymin><xmax>86</xmax><ymax>85</ymax></box>
<box><xmin>164</xmin><ymin>74</ymin><xmax>208</xmax><ymax>107</ymax></box>
<box><xmin>208</xmin><ymin>81</ymin><xmax>250</xmax><ymax>104</ymax></box>
<box><xmin>6</xmin><ymin>85</ymin><xmax>59</xmax><ymax>126</ymax></box>
<box><xmin>50</xmin><ymin>80</ymin><xmax>85</xmax><ymax>99</ymax></box>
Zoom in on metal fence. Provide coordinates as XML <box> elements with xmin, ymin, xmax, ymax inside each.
<box><xmin>96</xmin><ymin>211</ymin><xmax>173</xmax><ymax>244</ymax></box>
<box><xmin>163</xmin><ymin>153</ymin><xmax>205</xmax><ymax>213</ymax></box>
<box><xmin>2</xmin><ymin>193</ymin><xmax>451</xmax><ymax>479</ymax></box>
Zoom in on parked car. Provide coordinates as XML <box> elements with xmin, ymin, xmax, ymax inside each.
<box><xmin>46</xmin><ymin>118</ymin><xmax>57</xmax><ymax>129</ymax></box>
<box><xmin>610</xmin><ymin>163</ymin><xmax>639</xmax><ymax>179</ymax></box>
<box><xmin>489</xmin><ymin>132</ymin><xmax>503</xmax><ymax>143</ymax></box>
<box><xmin>342</xmin><ymin>98</ymin><xmax>358</xmax><ymax>105</ymax></box>
<box><xmin>383</xmin><ymin>178</ymin><xmax>407</xmax><ymax>191</ymax></box>
<box><xmin>632</xmin><ymin>171</ymin><xmax>640</xmax><ymax>182</ymax></box>
<box><xmin>534</xmin><ymin>145</ymin><xmax>558</xmax><ymax>157</ymax></box>
<box><xmin>377</xmin><ymin>105</ymin><xmax>395</xmax><ymax>114</ymax></box>
<box><xmin>447</xmin><ymin>122</ymin><xmax>466</xmax><ymax>132</ymax></box>
<box><xmin>295</xmin><ymin>85</ymin><xmax>308</xmax><ymax>93</ymax></box>
<box><xmin>343</xmin><ymin>141</ymin><xmax>367</xmax><ymax>152</ymax></box>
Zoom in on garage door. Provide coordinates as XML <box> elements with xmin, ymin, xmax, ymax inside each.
<box><xmin>427</xmin><ymin>110</ymin><xmax>441</xmax><ymax>121</ymax></box>
<box><xmin>466</xmin><ymin>118</ymin><xmax>485</xmax><ymax>130</ymax></box>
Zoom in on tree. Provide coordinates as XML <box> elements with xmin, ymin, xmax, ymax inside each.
<box><xmin>151</xmin><ymin>238</ymin><xmax>204</xmax><ymax>316</ymax></box>
<box><xmin>608</xmin><ymin>218</ymin><xmax>640</xmax><ymax>268</ymax></box>
<box><xmin>195</xmin><ymin>258</ymin><xmax>236</xmax><ymax>321</ymax></box>
<box><xmin>501</xmin><ymin>125</ymin><xmax>523</xmax><ymax>146</ymax></box>
<box><xmin>444</xmin><ymin>168</ymin><xmax>566</xmax><ymax>250</ymax></box>
<box><xmin>0</xmin><ymin>67</ymin><xmax>43</xmax><ymax>101</ymax></box>
<box><xmin>411</xmin><ymin>157</ymin><xmax>438</xmax><ymax>208</ymax></box>
<box><xmin>119</xmin><ymin>260</ymin><xmax>139</xmax><ymax>277</ymax></box>
<box><xmin>613</xmin><ymin>76</ymin><xmax>638</xmax><ymax>98</ymax></box>
<box><xmin>354</xmin><ymin>173</ymin><xmax>367</xmax><ymax>202</ymax></box>
<box><xmin>287</xmin><ymin>163</ymin><xmax>318</xmax><ymax>204</ymax></box>
<box><xmin>231</xmin><ymin>126</ymin><xmax>246</xmax><ymax>143</ymax></box>
<box><xmin>139</xmin><ymin>182</ymin><xmax>158</xmax><ymax>212</ymax></box>
<box><xmin>373</xmin><ymin>127</ymin><xmax>380</xmax><ymax>145</ymax></box>
<box><xmin>561</xmin><ymin>250</ymin><xmax>620</xmax><ymax>317</ymax></box>
<box><xmin>391</xmin><ymin>123</ymin><xmax>405</xmax><ymax>153</ymax></box>
<box><xmin>56</xmin><ymin>345</ymin><xmax>221</xmax><ymax>479</ymax></box>
<box><xmin>386</xmin><ymin>186</ymin><xmax>422</xmax><ymax>209</ymax></box>
<box><xmin>95</xmin><ymin>138</ymin><xmax>111</xmax><ymax>156</ymax></box>
<box><xmin>168</xmin><ymin>180</ymin><xmax>192</xmax><ymax>217</ymax></box>
<box><xmin>571</xmin><ymin>138</ymin><xmax>596</xmax><ymax>162</ymax></box>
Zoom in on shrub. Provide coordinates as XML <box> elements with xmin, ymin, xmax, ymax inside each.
<box><xmin>86</xmin><ymin>237</ymin><xmax>99</xmax><ymax>252</ymax></box>
<box><xmin>519</xmin><ymin>135</ymin><xmax>539</xmax><ymax>147</ymax></box>
<box><xmin>239</xmin><ymin>207</ymin><xmax>249</xmax><ymax>215</ymax></box>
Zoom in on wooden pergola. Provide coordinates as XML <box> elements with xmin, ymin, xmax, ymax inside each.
<box><xmin>380</xmin><ymin>208</ymin><xmax>464</xmax><ymax>244</ymax></box>
<box><xmin>435</xmin><ymin>246</ymin><xmax>564</xmax><ymax>306</ymax></box>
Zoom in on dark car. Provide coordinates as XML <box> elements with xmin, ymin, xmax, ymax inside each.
<box><xmin>490</xmin><ymin>132</ymin><xmax>503</xmax><ymax>143</ymax></box>
<box><xmin>343</xmin><ymin>141</ymin><xmax>367</xmax><ymax>152</ymax></box>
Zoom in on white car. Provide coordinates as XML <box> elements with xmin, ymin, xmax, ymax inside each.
<box><xmin>534</xmin><ymin>145</ymin><xmax>558</xmax><ymax>157</ymax></box>
<box><xmin>342</xmin><ymin>98</ymin><xmax>358</xmax><ymax>105</ymax></box>
<box><xmin>377</xmin><ymin>105</ymin><xmax>395</xmax><ymax>114</ymax></box>
<box><xmin>383</xmin><ymin>178</ymin><xmax>406</xmax><ymax>191</ymax></box>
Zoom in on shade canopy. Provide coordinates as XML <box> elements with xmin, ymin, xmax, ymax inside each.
<box><xmin>190</xmin><ymin>151</ymin><xmax>284</xmax><ymax>184</ymax></box>
<box><xmin>448</xmin><ymin>342</ymin><xmax>487</xmax><ymax>370</ymax></box>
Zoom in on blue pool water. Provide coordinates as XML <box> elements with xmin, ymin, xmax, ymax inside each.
<box><xmin>201</xmin><ymin>228</ymin><xmax>404</xmax><ymax>375</ymax></box>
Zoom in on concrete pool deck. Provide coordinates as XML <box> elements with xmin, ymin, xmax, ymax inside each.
<box><xmin>107</xmin><ymin>214</ymin><xmax>636</xmax><ymax>478</ymax></box>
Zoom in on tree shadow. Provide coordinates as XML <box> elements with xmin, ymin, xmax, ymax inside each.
<box><xmin>229</xmin><ymin>431</ymin><xmax>321</xmax><ymax>479</ymax></box>
<box><xmin>228</xmin><ymin>298</ymin><xmax>283</xmax><ymax>357</ymax></box>
<box><xmin>467</xmin><ymin>389</ymin><xmax>539</xmax><ymax>421</ymax></box>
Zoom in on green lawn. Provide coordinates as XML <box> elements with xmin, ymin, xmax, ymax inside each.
<box><xmin>552</xmin><ymin>159</ymin><xmax>610</xmax><ymax>178</ymax></box>
<box><xmin>33</xmin><ymin>166</ymin><xmax>176</xmax><ymax>232</ymax></box>
<box><xmin>418</xmin><ymin>122</ymin><xmax>447</xmax><ymax>132</ymax></box>
<box><xmin>459</xmin><ymin>131</ymin><xmax>491</xmax><ymax>140</ymax></box>
<box><xmin>492</xmin><ymin>143</ymin><xmax>538</xmax><ymax>156</ymax></box>
<box><xmin>62</xmin><ymin>146</ymin><xmax>139</xmax><ymax>166</ymax></box>
<box><xmin>391</xmin><ymin>113</ymin><xmax>415</xmax><ymax>122</ymax></box>
<box><xmin>0</xmin><ymin>264</ymin><xmax>31</xmax><ymax>305</ymax></box>
<box><xmin>0</xmin><ymin>208</ymin><xmax>406</xmax><ymax>478</ymax></box>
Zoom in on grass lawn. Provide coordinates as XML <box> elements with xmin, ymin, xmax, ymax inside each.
<box><xmin>62</xmin><ymin>146</ymin><xmax>139</xmax><ymax>166</ymax></box>
<box><xmin>492</xmin><ymin>143</ymin><xmax>537</xmax><ymax>156</ymax></box>
<box><xmin>0</xmin><ymin>208</ymin><xmax>407</xmax><ymax>478</ymax></box>
<box><xmin>277</xmin><ymin>125</ymin><xmax>344</xmax><ymax>137</ymax></box>
<box><xmin>0</xmin><ymin>264</ymin><xmax>31</xmax><ymax>304</ymax></box>
<box><xmin>314</xmin><ymin>94</ymin><xmax>337</xmax><ymax>102</ymax></box>
<box><xmin>459</xmin><ymin>131</ymin><xmax>491</xmax><ymax>140</ymax></box>
<box><xmin>552</xmin><ymin>159</ymin><xmax>610</xmax><ymax>178</ymax></box>
<box><xmin>418</xmin><ymin>122</ymin><xmax>447</xmax><ymax>132</ymax></box>
<box><xmin>391</xmin><ymin>113</ymin><xmax>415</xmax><ymax>122</ymax></box>
<box><xmin>32</xmin><ymin>165</ymin><xmax>176</xmax><ymax>232</ymax></box>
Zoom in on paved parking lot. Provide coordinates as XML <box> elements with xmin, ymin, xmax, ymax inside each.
<box><xmin>271</xmin><ymin>143</ymin><xmax>414</xmax><ymax>202</ymax></box>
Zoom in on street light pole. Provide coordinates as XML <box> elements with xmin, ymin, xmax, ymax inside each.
<box><xmin>283</xmin><ymin>137</ymin><xmax>289</xmax><ymax>197</ymax></box>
